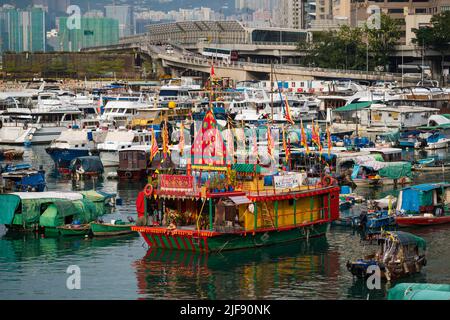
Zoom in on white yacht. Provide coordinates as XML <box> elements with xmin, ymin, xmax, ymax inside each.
<box><xmin>0</xmin><ymin>106</ymin><xmax>82</xmax><ymax>145</ymax></box>
<box><xmin>99</xmin><ymin>97</ymin><xmax>148</xmax><ymax>127</ymax></box>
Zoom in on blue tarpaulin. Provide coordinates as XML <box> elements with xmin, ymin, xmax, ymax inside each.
<box><xmin>351</xmin><ymin>164</ymin><xmax>360</xmax><ymax>180</ymax></box>
<box><xmin>400</xmin><ymin>183</ymin><xmax>450</xmax><ymax>213</ymax></box>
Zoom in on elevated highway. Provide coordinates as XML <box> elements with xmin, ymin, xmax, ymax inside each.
<box><xmin>83</xmin><ymin>40</ymin><xmax>410</xmax><ymax>83</ymax></box>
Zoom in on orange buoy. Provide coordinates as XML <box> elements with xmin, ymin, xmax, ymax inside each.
<box><xmin>143</xmin><ymin>184</ymin><xmax>153</xmax><ymax>197</ymax></box>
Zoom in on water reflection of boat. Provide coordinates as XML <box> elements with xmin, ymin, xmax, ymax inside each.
<box><xmin>133</xmin><ymin>238</ymin><xmax>340</xmax><ymax>299</ymax></box>
<box><xmin>1</xmin><ymin>231</ymin><xmax>138</xmax><ymax>262</ymax></box>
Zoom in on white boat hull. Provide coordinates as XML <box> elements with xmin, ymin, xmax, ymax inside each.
<box><xmin>99</xmin><ymin>151</ymin><xmax>119</xmax><ymax>167</ymax></box>
<box><xmin>0</xmin><ymin>126</ymin><xmax>67</xmax><ymax>145</ymax></box>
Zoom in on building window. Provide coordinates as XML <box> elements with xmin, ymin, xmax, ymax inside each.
<box><xmin>415</xmin><ymin>8</ymin><xmax>427</xmax><ymax>14</ymax></box>
<box><xmin>388</xmin><ymin>9</ymin><xmax>404</xmax><ymax>14</ymax></box>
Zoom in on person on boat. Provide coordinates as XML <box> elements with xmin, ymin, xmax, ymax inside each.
<box><xmin>359</xmin><ymin>211</ymin><xmax>368</xmax><ymax>230</ymax></box>
<box><xmin>135</xmin><ymin>191</ymin><xmax>146</xmax><ymax>226</ymax></box>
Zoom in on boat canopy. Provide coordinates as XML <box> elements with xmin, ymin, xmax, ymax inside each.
<box><xmin>69</xmin><ymin>156</ymin><xmax>104</xmax><ymax>174</ymax></box>
<box><xmin>388</xmin><ymin>283</ymin><xmax>450</xmax><ymax>300</ymax></box>
<box><xmin>0</xmin><ymin>194</ymin><xmax>21</xmax><ymax>225</ymax></box>
<box><xmin>355</xmin><ymin>155</ymin><xmax>412</xmax><ymax>179</ymax></box>
<box><xmin>0</xmin><ymin>191</ymin><xmax>114</xmax><ymax>226</ymax></box>
<box><xmin>385</xmin><ymin>231</ymin><xmax>427</xmax><ymax>250</ymax></box>
<box><xmin>397</xmin><ymin>183</ymin><xmax>450</xmax><ymax>213</ymax></box>
<box><xmin>333</xmin><ymin>101</ymin><xmax>374</xmax><ymax>112</ymax></box>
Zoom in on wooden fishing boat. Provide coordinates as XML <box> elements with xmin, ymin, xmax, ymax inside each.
<box><xmin>395</xmin><ymin>183</ymin><xmax>450</xmax><ymax>227</ymax></box>
<box><xmin>57</xmin><ymin>224</ymin><xmax>91</xmax><ymax>236</ymax></box>
<box><xmin>91</xmin><ymin>220</ymin><xmax>137</xmax><ymax>236</ymax></box>
<box><xmin>0</xmin><ymin>148</ymin><xmax>24</xmax><ymax>160</ymax></box>
<box><xmin>396</xmin><ymin>215</ymin><xmax>450</xmax><ymax>226</ymax></box>
<box><xmin>346</xmin><ymin>231</ymin><xmax>427</xmax><ymax>281</ymax></box>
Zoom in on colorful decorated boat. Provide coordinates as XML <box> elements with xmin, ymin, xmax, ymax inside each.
<box><xmin>395</xmin><ymin>183</ymin><xmax>450</xmax><ymax>226</ymax></box>
<box><xmin>132</xmin><ymin>110</ymin><xmax>340</xmax><ymax>252</ymax></box>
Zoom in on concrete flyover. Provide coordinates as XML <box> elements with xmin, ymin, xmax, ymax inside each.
<box><xmin>83</xmin><ymin>41</ymin><xmax>407</xmax><ymax>82</ymax></box>
<box><xmin>160</xmin><ymin>53</ymin><xmax>406</xmax><ymax>82</ymax></box>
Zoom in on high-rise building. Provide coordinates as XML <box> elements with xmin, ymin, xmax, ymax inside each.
<box><xmin>105</xmin><ymin>5</ymin><xmax>134</xmax><ymax>38</ymax></box>
<box><xmin>57</xmin><ymin>15</ymin><xmax>119</xmax><ymax>51</ymax></box>
<box><xmin>0</xmin><ymin>5</ymin><xmax>46</xmax><ymax>53</ymax></box>
<box><xmin>276</xmin><ymin>0</ymin><xmax>303</xmax><ymax>29</ymax></box>
<box><xmin>350</xmin><ymin>0</ymin><xmax>450</xmax><ymax>44</ymax></box>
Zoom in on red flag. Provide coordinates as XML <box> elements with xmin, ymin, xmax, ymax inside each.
<box><xmin>162</xmin><ymin>120</ymin><xmax>170</xmax><ymax>159</ymax></box>
<box><xmin>150</xmin><ymin>128</ymin><xmax>159</xmax><ymax>161</ymax></box>
<box><xmin>300</xmin><ymin>119</ymin><xmax>309</xmax><ymax>153</ymax></box>
<box><xmin>283</xmin><ymin>95</ymin><xmax>295</xmax><ymax>124</ymax></box>
<box><xmin>327</xmin><ymin>123</ymin><xmax>332</xmax><ymax>157</ymax></box>
<box><xmin>179</xmin><ymin>122</ymin><xmax>185</xmax><ymax>157</ymax></box>
<box><xmin>210</xmin><ymin>63</ymin><xmax>215</xmax><ymax>77</ymax></box>
<box><xmin>282</xmin><ymin>125</ymin><xmax>290</xmax><ymax>162</ymax></box>
<box><xmin>267</xmin><ymin>125</ymin><xmax>274</xmax><ymax>159</ymax></box>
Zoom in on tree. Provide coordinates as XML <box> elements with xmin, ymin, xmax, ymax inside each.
<box><xmin>298</xmin><ymin>14</ymin><xmax>401</xmax><ymax>72</ymax></box>
<box><xmin>365</xmin><ymin>13</ymin><xmax>402</xmax><ymax>71</ymax></box>
<box><xmin>413</xmin><ymin>11</ymin><xmax>450</xmax><ymax>84</ymax></box>
<box><xmin>298</xmin><ymin>27</ymin><xmax>367</xmax><ymax>70</ymax></box>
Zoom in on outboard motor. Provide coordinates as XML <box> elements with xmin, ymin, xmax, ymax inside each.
<box><xmin>416</xmin><ymin>137</ymin><xmax>427</xmax><ymax>149</ymax></box>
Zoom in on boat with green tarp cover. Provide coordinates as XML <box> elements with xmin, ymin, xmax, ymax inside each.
<box><xmin>0</xmin><ymin>191</ymin><xmax>116</xmax><ymax>234</ymax></box>
<box><xmin>388</xmin><ymin>283</ymin><xmax>450</xmax><ymax>300</ymax></box>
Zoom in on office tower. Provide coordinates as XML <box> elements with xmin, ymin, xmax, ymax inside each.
<box><xmin>105</xmin><ymin>5</ymin><xmax>135</xmax><ymax>38</ymax></box>
<box><xmin>57</xmin><ymin>15</ymin><xmax>119</xmax><ymax>51</ymax></box>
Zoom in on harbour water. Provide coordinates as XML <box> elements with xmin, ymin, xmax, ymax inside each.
<box><xmin>1</xmin><ymin>146</ymin><xmax>450</xmax><ymax>300</ymax></box>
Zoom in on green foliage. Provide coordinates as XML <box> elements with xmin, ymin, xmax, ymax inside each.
<box><xmin>298</xmin><ymin>14</ymin><xmax>401</xmax><ymax>71</ymax></box>
<box><xmin>365</xmin><ymin>14</ymin><xmax>402</xmax><ymax>71</ymax></box>
<box><xmin>413</xmin><ymin>11</ymin><xmax>450</xmax><ymax>55</ymax></box>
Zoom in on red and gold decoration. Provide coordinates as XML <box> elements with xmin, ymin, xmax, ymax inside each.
<box><xmin>300</xmin><ymin>119</ymin><xmax>309</xmax><ymax>154</ymax></box>
<box><xmin>191</xmin><ymin>110</ymin><xmax>226</xmax><ymax>166</ymax></box>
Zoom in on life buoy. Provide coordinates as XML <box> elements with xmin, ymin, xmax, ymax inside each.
<box><xmin>125</xmin><ymin>171</ymin><xmax>132</xmax><ymax>179</ymax></box>
<box><xmin>297</xmin><ymin>88</ymin><xmax>303</xmax><ymax>93</ymax></box>
<box><xmin>309</xmin><ymin>88</ymin><xmax>315</xmax><ymax>94</ymax></box>
<box><xmin>143</xmin><ymin>183</ymin><xmax>153</xmax><ymax>197</ymax></box>
<box><xmin>321</xmin><ymin>175</ymin><xmax>332</xmax><ymax>187</ymax></box>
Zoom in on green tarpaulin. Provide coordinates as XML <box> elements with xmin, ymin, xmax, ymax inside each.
<box><xmin>388</xmin><ymin>283</ymin><xmax>450</xmax><ymax>300</ymax></box>
<box><xmin>0</xmin><ymin>195</ymin><xmax>20</xmax><ymax>225</ymax></box>
<box><xmin>334</xmin><ymin>101</ymin><xmax>373</xmax><ymax>112</ymax></box>
<box><xmin>378</xmin><ymin>162</ymin><xmax>412</xmax><ymax>179</ymax></box>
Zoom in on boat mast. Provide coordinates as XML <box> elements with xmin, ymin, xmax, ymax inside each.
<box><xmin>270</xmin><ymin>62</ymin><xmax>274</xmax><ymax>125</ymax></box>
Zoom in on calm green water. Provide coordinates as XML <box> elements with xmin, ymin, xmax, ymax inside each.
<box><xmin>1</xmin><ymin>146</ymin><xmax>450</xmax><ymax>300</ymax></box>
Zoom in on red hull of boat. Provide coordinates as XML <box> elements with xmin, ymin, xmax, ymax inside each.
<box><xmin>396</xmin><ymin>215</ymin><xmax>450</xmax><ymax>227</ymax></box>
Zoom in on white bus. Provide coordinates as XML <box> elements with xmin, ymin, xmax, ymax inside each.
<box><xmin>201</xmin><ymin>48</ymin><xmax>238</xmax><ymax>62</ymax></box>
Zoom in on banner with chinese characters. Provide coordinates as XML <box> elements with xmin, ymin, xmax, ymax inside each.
<box><xmin>160</xmin><ymin>175</ymin><xmax>194</xmax><ymax>193</ymax></box>
<box><xmin>273</xmin><ymin>173</ymin><xmax>306</xmax><ymax>189</ymax></box>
